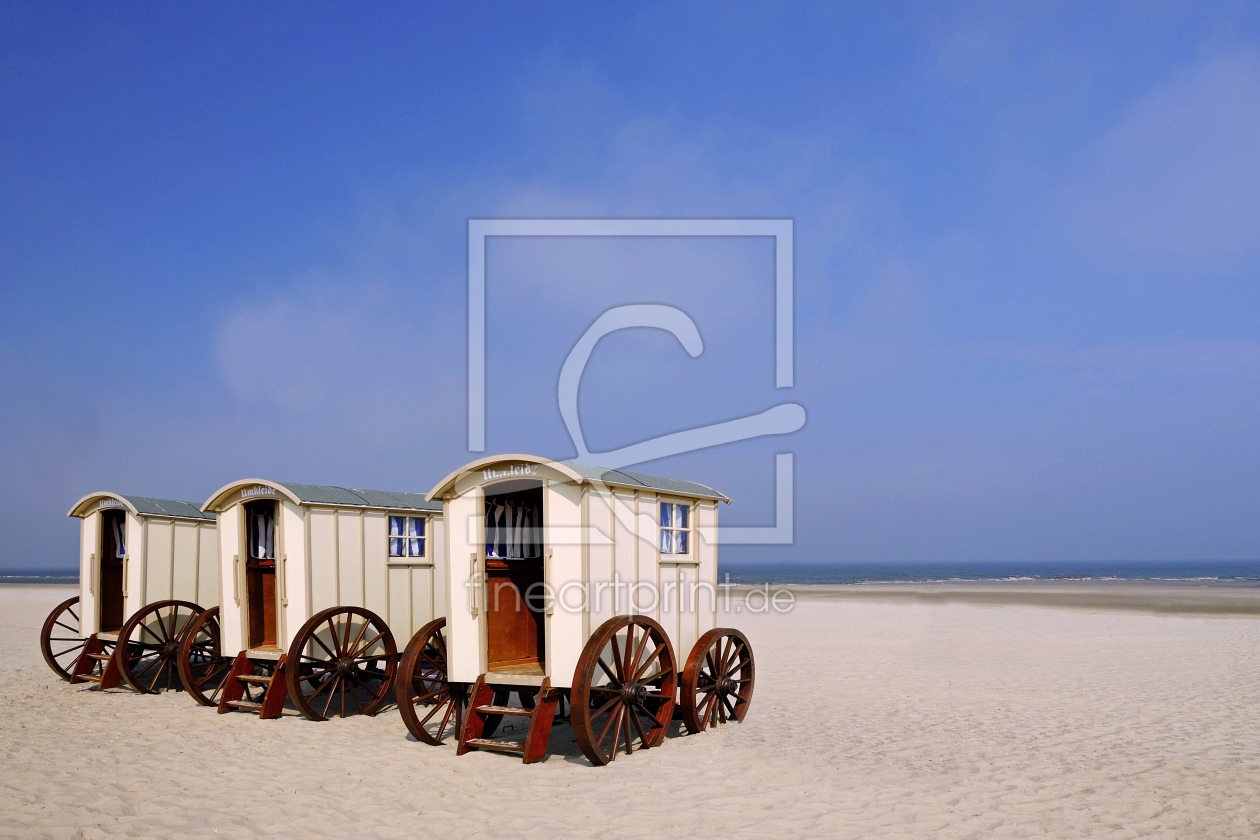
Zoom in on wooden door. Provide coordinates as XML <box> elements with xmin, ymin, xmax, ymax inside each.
<box><xmin>485</xmin><ymin>558</ymin><xmax>545</xmax><ymax>673</ymax></box>
<box><xmin>244</xmin><ymin>502</ymin><xmax>278</xmax><ymax>649</ymax></box>
<box><xmin>98</xmin><ymin>511</ymin><xmax>125</xmax><ymax>632</ymax></box>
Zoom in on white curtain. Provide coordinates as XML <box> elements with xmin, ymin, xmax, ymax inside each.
<box><xmin>112</xmin><ymin>517</ymin><xmax>126</xmax><ymax>558</ymax></box>
<box><xmin>487</xmin><ymin>499</ymin><xmax>542</xmax><ymax>559</ymax></box>
<box><xmin>254</xmin><ymin>513</ymin><xmax>275</xmax><ymax>560</ymax></box>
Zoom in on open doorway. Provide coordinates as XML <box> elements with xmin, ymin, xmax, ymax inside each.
<box><xmin>98</xmin><ymin>510</ymin><xmax>126</xmax><ymax>632</ymax></box>
<box><xmin>484</xmin><ymin>481</ymin><xmax>545</xmax><ymax>675</ymax></box>
<box><xmin>244</xmin><ymin>500</ymin><xmax>278</xmax><ymax>649</ymax></box>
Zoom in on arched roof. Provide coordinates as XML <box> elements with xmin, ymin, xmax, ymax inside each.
<box><xmin>202</xmin><ymin>478</ymin><xmax>442</xmax><ymax>513</ymax></box>
<box><xmin>427</xmin><ymin>454</ymin><xmax>729</xmax><ymax>502</ymax></box>
<box><xmin>67</xmin><ymin>492</ymin><xmax>215</xmax><ymax>520</ymax></box>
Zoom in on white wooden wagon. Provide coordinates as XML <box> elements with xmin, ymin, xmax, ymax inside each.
<box><xmin>39</xmin><ymin>493</ymin><xmax>219</xmax><ymax>694</ymax></box>
<box><xmin>394</xmin><ymin>455</ymin><xmax>756</xmax><ymax>765</ymax></box>
<box><xmin>178</xmin><ymin>479</ymin><xmax>446</xmax><ymax>720</ymax></box>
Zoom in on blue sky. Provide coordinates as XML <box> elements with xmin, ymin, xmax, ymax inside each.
<box><xmin>3</xmin><ymin>2</ymin><xmax>1260</xmax><ymax>570</ymax></box>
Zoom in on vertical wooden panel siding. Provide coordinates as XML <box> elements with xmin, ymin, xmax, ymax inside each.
<box><xmin>146</xmin><ymin>519</ymin><xmax>174</xmax><ymax>603</ymax></box>
<box><xmin>611</xmin><ymin>490</ymin><xmax>636</xmax><ymax>615</ymax></box>
<box><xmin>697</xmin><ymin>501</ymin><xmax>719</xmax><ymax>634</ymax></box>
<box><xmin>172</xmin><ymin>521</ymin><xmax>200</xmax><ymax>604</ymax></box>
<box><xmin>336</xmin><ymin>510</ymin><xmax>364</xmax><ymax>607</ymax></box>
<box><xmin>197</xmin><ymin>522</ymin><xmax>220</xmax><ymax>609</ymax></box>
<box><xmin>307</xmin><ymin>509</ymin><xmax>338</xmax><ymax>614</ymax></box>
<box><xmin>363</xmin><ymin>512</ymin><xmax>388</xmax><ymax>620</ymax></box>
<box><xmin>430</xmin><ymin>516</ymin><xmax>448</xmax><ymax>619</ymax></box>
<box><xmin>587</xmin><ymin>488</ymin><xmax>615</xmax><ymax>628</ymax></box>
<box><xmin>79</xmin><ymin>513</ymin><xmax>98</xmax><ymax>637</ymax></box>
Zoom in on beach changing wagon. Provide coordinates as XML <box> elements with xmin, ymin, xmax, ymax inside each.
<box><xmin>181</xmin><ymin>479</ymin><xmax>445</xmax><ymax>720</ymax></box>
<box><xmin>396</xmin><ymin>455</ymin><xmax>755</xmax><ymax>766</ymax></box>
<box><xmin>40</xmin><ymin>493</ymin><xmax>219</xmax><ymax>693</ymax></box>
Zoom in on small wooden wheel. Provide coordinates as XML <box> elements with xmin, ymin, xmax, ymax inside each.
<box><xmin>681</xmin><ymin>628</ymin><xmax>755</xmax><ymax>733</ymax></box>
<box><xmin>396</xmin><ymin>619</ymin><xmax>513</xmax><ymax>743</ymax></box>
<box><xmin>177</xmin><ymin>607</ymin><xmax>234</xmax><ymax>706</ymax></box>
<box><xmin>40</xmin><ymin>596</ymin><xmax>86</xmax><ymax>681</ymax></box>
<box><xmin>115</xmin><ymin>600</ymin><xmax>205</xmax><ymax>694</ymax></box>
<box><xmin>571</xmin><ymin>614</ymin><xmax>677</xmax><ymax>766</ymax></box>
<box><xmin>286</xmin><ymin>606</ymin><xmax>397</xmax><ymax>721</ymax></box>
<box><xmin>397</xmin><ymin>618</ymin><xmax>464</xmax><ymax>744</ymax></box>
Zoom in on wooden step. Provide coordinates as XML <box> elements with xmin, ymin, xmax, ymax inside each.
<box><xmin>458</xmin><ymin>676</ymin><xmax>563</xmax><ymax>764</ymax></box>
<box><xmin>474</xmin><ymin>705</ymin><xmax>532</xmax><ymax>717</ymax></box>
<box><xmin>70</xmin><ymin>635</ymin><xmax>117</xmax><ymax>688</ymax></box>
<box><xmin>226</xmin><ymin>700</ymin><xmax>264</xmax><ymax>711</ymax></box>
<box><xmin>464</xmin><ymin>738</ymin><xmax>525</xmax><ymax>753</ymax></box>
<box><xmin>217</xmin><ymin>651</ymin><xmax>288</xmax><ymax>719</ymax></box>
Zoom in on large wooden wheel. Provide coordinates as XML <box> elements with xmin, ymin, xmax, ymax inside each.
<box><xmin>397</xmin><ymin>618</ymin><xmax>465</xmax><ymax>744</ymax></box>
<box><xmin>680</xmin><ymin>628</ymin><xmax>755</xmax><ymax>733</ymax></box>
<box><xmin>40</xmin><ymin>596</ymin><xmax>87</xmax><ymax>681</ymax></box>
<box><xmin>177</xmin><ymin>607</ymin><xmax>234</xmax><ymax>706</ymax></box>
<box><xmin>395</xmin><ymin>618</ymin><xmax>513</xmax><ymax>744</ymax></box>
<box><xmin>285</xmin><ymin>606</ymin><xmax>397</xmax><ymax>721</ymax></box>
<box><xmin>571</xmin><ymin>614</ymin><xmax>677</xmax><ymax>766</ymax></box>
<box><xmin>115</xmin><ymin>600</ymin><xmax>205</xmax><ymax>693</ymax></box>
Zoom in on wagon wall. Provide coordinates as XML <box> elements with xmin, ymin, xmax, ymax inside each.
<box><xmin>77</xmin><ymin>512</ymin><xmax>99</xmax><ymax>637</ymax></box>
<box><xmin>305</xmin><ymin>506</ymin><xmax>442</xmax><ymax>651</ymax></box>
<box><xmin>140</xmin><ymin>517</ymin><xmax>219</xmax><ymax>609</ymax></box>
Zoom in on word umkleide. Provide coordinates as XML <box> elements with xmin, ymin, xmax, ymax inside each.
<box><xmin>482</xmin><ymin>464</ymin><xmax>540</xmax><ymax>481</ymax></box>
<box><xmin>241</xmin><ymin>485</ymin><xmax>276</xmax><ymax>499</ymax></box>
<box><xmin>98</xmin><ymin>498</ymin><xmax>125</xmax><ymax>508</ymax></box>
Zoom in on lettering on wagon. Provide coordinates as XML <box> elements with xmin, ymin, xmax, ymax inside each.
<box><xmin>241</xmin><ymin>485</ymin><xmax>276</xmax><ymax>499</ymax></box>
<box><xmin>482</xmin><ymin>464</ymin><xmax>539</xmax><ymax>481</ymax></box>
<box><xmin>98</xmin><ymin>498</ymin><xmax>124</xmax><ymax>509</ymax></box>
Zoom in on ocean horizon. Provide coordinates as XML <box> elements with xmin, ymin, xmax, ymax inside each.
<box><xmin>720</xmin><ymin>559</ymin><xmax>1260</xmax><ymax>585</ymax></box>
<box><xmin>7</xmin><ymin>559</ymin><xmax>1260</xmax><ymax>587</ymax></box>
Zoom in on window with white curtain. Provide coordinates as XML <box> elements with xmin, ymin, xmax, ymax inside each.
<box><xmin>659</xmin><ymin>501</ymin><xmax>691</xmax><ymax>555</ymax></box>
<box><xmin>389</xmin><ymin>515</ymin><xmax>426</xmax><ymax>558</ymax></box>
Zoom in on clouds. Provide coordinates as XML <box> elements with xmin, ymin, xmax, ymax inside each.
<box><xmin>5</xmin><ymin>3</ymin><xmax>1260</xmax><ymax>572</ymax></box>
<box><xmin>1061</xmin><ymin>51</ymin><xmax>1260</xmax><ymax>267</ymax></box>
<box><xmin>994</xmin><ymin>339</ymin><xmax>1260</xmax><ymax>382</ymax></box>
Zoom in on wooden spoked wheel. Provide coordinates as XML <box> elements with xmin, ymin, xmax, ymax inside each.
<box><xmin>177</xmin><ymin>607</ymin><xmax>234</xmax><ymax>706</ymax></box>
<box><xmin>395</xmin><ymin>618</ymin><xmax>513</xmax><ymax>744</ymax></box>
<box><xmin>397</xmin><ymin>618</ymin><xmax>464</xmax><ymax>744</ymax></box>
<box><xmin>680</xmin><ymin>628</ymin><xmax>755</xmax><ymax>734</ymax></box>
<box><xmin>40</xmin><ymin>596</ymin><xmax>87</xmax><ymax>681</ymax></box>
<box><xmin>115</xmin><ymin>600</ymin><xmax>205</xmax><ymax>694</ymax></box>
<box><xmin>571</xmin><ymin>615</ymin><xmax>677</xmax><ymax>766</ymax></box>
<box><xmin>286</xmin><ymin>606</ymin><xmax>397</xmax><ymax>721</ymax></box>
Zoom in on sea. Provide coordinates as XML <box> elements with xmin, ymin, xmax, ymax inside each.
<box><xmin>6</xmin><ymin>560</ymin><xmax>1260</xmax><ymax>587</ymax></box>
<box><xmin>718</xmin><ymin>560</ymin><xmax>1260</xmax><ymax>586</ymax></box>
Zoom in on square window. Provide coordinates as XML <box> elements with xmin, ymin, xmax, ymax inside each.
<box><xmin>390</xmin><ymin>515</ymin><xmax>425</xmax><ymax>558</ymax></box>
<box><xmin>658</xmin><ymin>501</ymin><xmax>691</xmax><ymax>555</ymax></box>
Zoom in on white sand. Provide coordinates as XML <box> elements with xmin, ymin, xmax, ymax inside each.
<box><xmin>3</xmin><ymin>583</ymin><xmax>1260</xmax><ymax>839</ymax></box>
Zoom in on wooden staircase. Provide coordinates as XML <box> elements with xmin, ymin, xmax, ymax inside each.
<box><xmin>69</xmin><ymin>634</ymin><xmax>122</xmax><ymax>689</ymax></box>
<box><xmin>217</xmin><ymin>651</ymin><xmax>289</xmax><ymax>719</ymax></box>
<box><xmin>457</xmin><ymin>676</ymin><xmax>563</xmax><ymax>764</ymax></box>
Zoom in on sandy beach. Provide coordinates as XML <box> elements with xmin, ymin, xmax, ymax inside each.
<box><xmin>3</xmin><ymin>582</ymin><xmax>1260</xmax><ymax>839</ymax></box>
